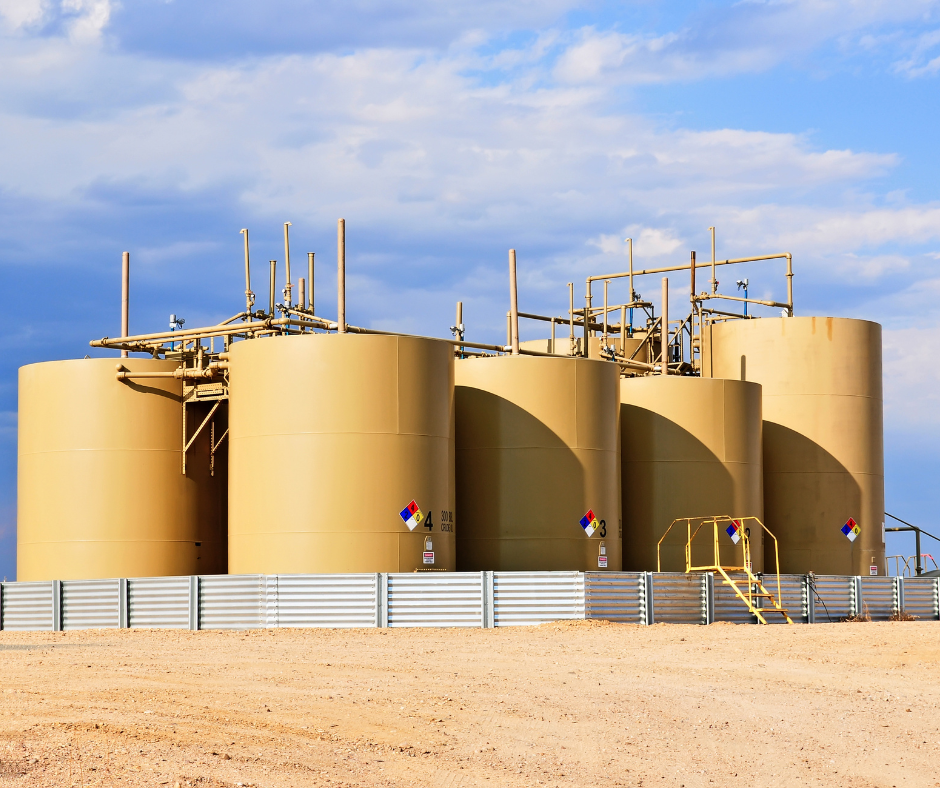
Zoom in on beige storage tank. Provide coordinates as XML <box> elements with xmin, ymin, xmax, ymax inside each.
<box><xmin>620</xmin><ymin>376</ymin><xmax>764</xmax><ymax>572</ymax></box>
<box><xmin>708</xmin><ymin>316</ymin><xmax>885</xmax><ymax>576</ymax></box>
<box><xmin>17</xmin><ymin>358</ymin><xmax>227</xmax><ymax>580</ymax></box>
<box><xmin>227</xmin><ymin>333</ymin><xmax>455</xmax><ymax>574</ymax></box>
<box><xmin>455</xmin><ymin>355</ymin><xmax>621</xmax><ymax>571</ymax></box>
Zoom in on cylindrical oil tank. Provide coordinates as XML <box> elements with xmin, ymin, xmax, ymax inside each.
<box><xmin>620</xmin><ymin>376</ymin><xmax>764</xmax><ymax>572</ymax></box>
<box><xmin>17</xmin><ymin>358</ymin><xmax>227</xmax><ymax>580</ymax></box>
<box><xmin>708</xmin><ymin>316</ymin><xmax>884</xmax><ymax>576</ymax></box>
<box><xmin>455</xmin><ymin>355</ymin><xmax>621</xmax><ymax>571</ymax></box>
<box><xmin>227</xmin><ymin>333</ymin><xmax>455</xmax><ymax>574</ymax></box>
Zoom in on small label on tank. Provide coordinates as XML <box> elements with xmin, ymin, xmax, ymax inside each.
<box><xmin>841</xmin><ymin>518</ymin><xmax>860</xmax><ymax>542</ymax></box>
<box><xmin>580</xmin><ymin>509</ymin><xmax>599</xmax><ymax>537</ymax></box>
<box><xmin>870</xmin><ymin>565</ymin><xmax>878</xmax><ymax>576</ymax></box>
<box><xmin>597</xmin><ymin>556</ymin><xmax>608</xmax><ymax>568</ymax></box>
<box><xmin>399</xmin><ymin>500</ymin><xmax>424</xmax><ymax>531</ymax></box>
<box><xmin>423</xmin><ymin>551</ymin><xmax>435</xmax><ymax>565</ymax></box>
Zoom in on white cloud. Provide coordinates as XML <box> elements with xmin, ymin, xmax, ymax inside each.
<box><xmin>61</xmin><ymin>0</ymin><xmax>111</xmax><ymax>42</ymax></box>
<box><xmin>721</xmin><ymin>204</ymin><xmax>940</xmax><ymax>253</ymax></box>
<box><xmin>0</xmin><ymin>3</ymin><xmax>935</xmax><ymax>341</ymax></box>
<box><xmin>0</xmin><ymin>0</ymin><xmax>111</xmax><ymax>40</ymax></box>
<box><xmin>0</xmin><ymin>0</ymin><xmax>47</xmax><ymax>30</ymax></box>
<box><xmin>835</xmin><ymin>253</ymin><xmax>911</xmax><ymax>280</ymax></box>
<box><xmin>590</xmin><ymin>226</ymin><xmax>684</xmax><ymax>259</ymax></box>
<box><xmin>884</xmin><ymin>323</ymin><xmax>940</xmax><ymax>427</ymax></box>
<box><xmin>893</xmin><ymin>27</ymin><xmax>940</xmax><ymax>76</ymax></box>
<box><xmin>551</xmin><ymin>3</ymin><xmax>940</xmax><ymax>86</ymax></box>
<box><xmin>0</xmin><ymin>0</ymin><xmax>48</xmax><ymax>30</ymax></box>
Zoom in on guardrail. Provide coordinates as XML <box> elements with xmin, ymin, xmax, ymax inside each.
<box><xmin>0</xmin><ymin>572</ymin><xmax>936</xmax><ymax>631</ymax></box>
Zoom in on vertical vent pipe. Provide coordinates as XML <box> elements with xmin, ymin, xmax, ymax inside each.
<box><xmin>121</xmin><ymin>251</ymin><xmax>129</xmax><ymax>358</ymax></box>
<box><xmin>283</xmin><ymin>222</ymin><xmax>292</xmax><ymax>308</ymax></box>
<box><xmin>509</xmin><ymin>249</ymin><xmax>520</xmax><ymax>355</ymax></box>
<box><xmin>568</xmin><ymin>282</ymin><xmax>574</xmax><ymax>355</ymax></box>
<box><xmin>661</xmin><ymin>276</ymin><xmax>669</xmax><ymax>375</ymax></box>
<box><xmin>240</xmin><ymin>228</ymin><xmax>254</xmax><ymax>314</ymax></box>
<box><xmin>337</xmin><ymin>219</ymin><xmax>346</xmax><ymax>333</ymax></box>
<box><xmin>709</xmin><ymin>226</ymin><xmax>717</xmax><ymax>295</ymax></box>
<box><xmin>308</xmin><ymin>252</ymin><xmax>315</xmax><ymax>313</ymax></box>
<box><xmin>269</xmin><ymin>260</ymin><xmax>276</xmax><ymax>316</ymax></box>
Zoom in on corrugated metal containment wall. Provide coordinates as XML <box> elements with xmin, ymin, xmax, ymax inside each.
<box><xmin>761</xmin><ymin>574</ymin><xmax>810</xmax><ymax>624</ymax></box>
<box><xmin>386</xmin><ymin>573</ymin><xmax>484</xmax><ymax>628</ymax></box>
<box><xmin>649</xmin><ymin>573</ymin><xmax>707</xmax><ymax>625</ymax></box>
<box><xmin>61</xmin><ymin>579</ymin><xmax>122</xmax><ymax>631</ymax></box>
<box><xmin>810</xmin><ymin>575</ymin><xmax>857</xmax><ymax>622</ymax></box>
<box><xmin>128</xmin><ymin>576</ymin><xmax>192</xmax><ymax>629</ymax></box>
<box><xmin>712</xmin><ymin>572</ymin><xmax>758</xmax><ymax>624</ymax></box>
<box><xmin>901</xmin><ymin>577</ymin><xmax>938</xmax><ymax>620</ymax></box>
<box><xmin>198</xmin><ymin>575</ymin><xmax>266</xmax><ymax>630</ymax></box>
<box><xmin>0</xmin><ymin>580</ymin><xmax>55</xmax><ymax>631</ymax></box>
<box><xmin>859</xmin><ymin>576</ymin><xmax>900</xmax><ymax>620</ymax></box>
<box><xmin>2</xmin><ymin>572</ymin><xmax>937</xmax><ymax>631</ymax></box>
<box><xmin>584</xmin><ymin>573</ymin><xmax>646</xmax><ymax>624</ymax></box>
<box><xmin>492</xmin><ymin>572</ymin><xmax>585</xmax><ymax>626</ymax></box>
<box><xmin>274</xmin><ymin>574</ymin><xmax>378</xmax><ymax>629</ymax></box>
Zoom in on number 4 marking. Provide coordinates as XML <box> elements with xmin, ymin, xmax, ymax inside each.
<box><xmin>425</xmin><ymin>511</ymin><xmax>434</xmax><ymax>531</ymax></box>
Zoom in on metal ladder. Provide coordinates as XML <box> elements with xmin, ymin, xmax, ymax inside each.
<box><xmin>658</xmin><ymin>515</ymin><xmax>794</xmax><ymax>625</ymax></box>
<box><xmin>714</xmin><ymin>566</ymin><xmax>793</xmax><ymax>625</ymax></box>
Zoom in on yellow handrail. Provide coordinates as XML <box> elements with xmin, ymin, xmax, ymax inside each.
<box><xmin>657</xmin><ymin>514</ymin><xmax>790</xmax><ymax>624</ymax></box>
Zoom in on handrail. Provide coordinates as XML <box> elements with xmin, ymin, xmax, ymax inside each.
<box><xmin>658</xmin><ymin>514</ymin><xmax>790</xmax><ymax>623</ymax></box>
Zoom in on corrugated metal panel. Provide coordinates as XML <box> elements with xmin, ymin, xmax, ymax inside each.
<box><xmin>275</xmin><ymin>574</ymin><xmax>378</xmax><ymax>628</ymax></box>
<box><xmin>199</xmin><ymin>575</ymin><xmax>265</xmax><ymax>630</ymax></box>
<box><xmin>712</xmin><ymin>572</ymin><xmax>758</xmax><ymax>624</ymax></box>
<box><xmin>902</xmin><ymin>577</ymin><xmax>938</xmax><ymax>621</ymax></box>
<box><xmin>128</xmin><ymin>576</ymin><xmax>191</xmax><ymax>629</ymax></box>
<box><xmin>811</xmin><ymin>575</ymin><xmax>854</xmax><ymax>622</ymax></box>
<box><xmin>584</xmin><ymin>572</ymin><xmax>645</xmax><ymax>623</ymax></box>
<box><xmin>0</xmin><ymin>581</ymin><xmax>54</xmax><ymax>631</ymax></box>
<box><xmin>493</xmin><ymin>572</ymin><xmax>585</xmax><ymax>626</ymax></box>
<box><xmin>760</xmin><ymin>574</ymin><xmax>808</xmax><ymax>624</ymax></box>
<box><xmin>387</xmin><ymin>573</ymin><xmax>483</xmax><ymax>628</ymax></box>
<box><xmin>860</xmin><ymin>577</ymin><xmax>897</xmax><ymax>621</ymax></box>
<box><xmin>650</xmin><ymin>573</ymin><xmax>706</xmax><ymax>625</ymax></box>
<box><xmin>61</xmin><ymin>579</ymin><xmax>120</xmax><ymax>631</ymax></box>
<box><xmin>265</xmin><ymin>576</ymin><xmax>278</xmax><ymax>628</ymax></box>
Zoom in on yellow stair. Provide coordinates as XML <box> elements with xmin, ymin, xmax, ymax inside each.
<box><xmin>715</xmin><ymin>567</ymin><xmax>793</xmax><ymax>625</ymax></box>
<box><xmin>658</xmin><ymin>515</ymin><xmax>795</xmax><ymax>625</ymax></box>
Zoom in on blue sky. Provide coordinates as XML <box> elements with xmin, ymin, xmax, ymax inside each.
<box><xmin>1</xmin><ymin>0</ymin><xmax>939</xmax><ymax>579</ymax></box>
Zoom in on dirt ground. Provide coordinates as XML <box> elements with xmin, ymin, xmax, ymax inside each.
<box><xmin>0</xmin><ymin>621</ymin><xmax>937</xmax><ymax>788</ymax></box>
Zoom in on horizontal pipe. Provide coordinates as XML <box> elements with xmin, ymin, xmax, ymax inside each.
<box><xmin>92</xmin><ymin>318</ymin><xmax>292</xmax><ymax>347</ymax></box>
<box><xmin>335</xmin><ymin>322</ymin><xmax>509</xmax><ymax>352</ymax></box>
<box><xmin>587</xmin><ymin>253</ymin><xmax>792</xmax><ymax>284</ymax></box>
<box><xmin>522</xmin><ymin>311</ymin><xmax>609</xmax><ymax>332</ymax></box>
<box><xmin>697</xmin><ymin>292</ymin><xmax>789</xmax><ymax>309</ymax></box>
<box><xmin>283</xmin><ymin>307</ymin><xmax>336</xmax><ymax>327</ymax></box>
<box><xmin>103</xmin><ymin>313</ymin><xmax>577</xmax><ymax>360</ymax></box>
<box><xmin>116</xmin><ymin>362</ymin><xmax>228</xmax><ymax>381</ymax></box>
<box><xmin>615</xmin><ymin>358</ymin><xmax>656</xmax><ymax>371</ymax></box>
